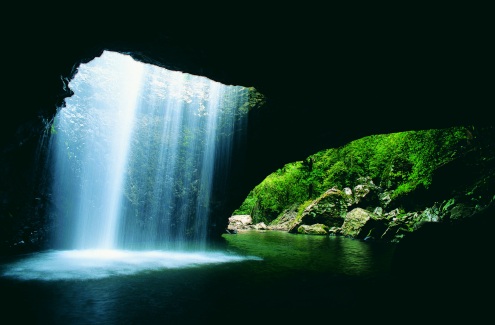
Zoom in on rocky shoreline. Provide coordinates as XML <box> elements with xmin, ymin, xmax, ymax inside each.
<box><xmin>227</xmin><ymin>148</ymin><xmax>495</xmax><ymax>243</ymax></box>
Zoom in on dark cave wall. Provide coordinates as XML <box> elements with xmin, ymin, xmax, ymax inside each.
<box><xmin>1</xmin><ymin>4</ymin><xmax>492</xmax><ymax>252</ymax></box>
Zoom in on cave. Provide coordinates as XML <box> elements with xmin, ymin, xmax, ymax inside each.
<box><xmin>1</xmin><ymin>4</ymin><xmax>493</xmax><ymax>323</ymax></box>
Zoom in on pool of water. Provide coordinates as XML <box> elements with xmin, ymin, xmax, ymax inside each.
<box><xmin>0</xmin><ymin>231</ymin><xmax>397</xmax><ymax>324</ymax></box>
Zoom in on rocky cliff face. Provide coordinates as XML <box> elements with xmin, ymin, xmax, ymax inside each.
<box><xmin>1</xmin><ymin>4</ymin><xmax>493</xmax><ymax>254</ymax></box>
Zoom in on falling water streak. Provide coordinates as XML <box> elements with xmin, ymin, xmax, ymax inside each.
<box><xmin>193</xmin><ymin>82</ymin><xmax>221</xmax><ymax>248</ymax></box>
<box><xmin>99</xmin><ymin>65</ymin><xmax>143</xmax><ymax>248</ymax></box>
<box><xmin>157</xmin><ymin>100</ymin><xmax>182</xmax><ymax>247</ymax></box>
<box><xmin>133</xmin><ymin>69</ymin><xmax>188</xmax><ymax>249</ymax></box>
<box><xmin>52</xmin><ymin>52</ymin><xmax>144</xmax><ymax>249</ymax></box>
<box><xmin>80</xmin><ymin>57</ymin><xmax>142</xmax><ymax>249</ymax></box>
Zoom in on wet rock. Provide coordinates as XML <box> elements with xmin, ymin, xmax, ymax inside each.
<box><xmin>227</xmin><ymin>215</ymin><xmax>252</xmax><ymax>231</ymax></box>
<box><xmin>297</xmin><ymin>224</ymin><xmax>328</xmax><ymax>235</ymax></box>
<box><xmin>341</xmin><ymin>207</ymin><xmax>388</xmax><ymax>239</ymax></box>
<box><xmin>288</xmin><ymin>187</ymin><xmax>347</xmax><ymax>233</ymax></box>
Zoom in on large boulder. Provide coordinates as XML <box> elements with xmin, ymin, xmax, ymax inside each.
<box><xmin>227</xmin><ymin>215</ymin><xmax>252</xmax><ymax>231</ymax></box>
<box><xmin>341</xmin><ymin>207</ymin><xmax>388</xmax><ymax>240</ymax></box>
<box><xmin>288</xmin><ymin>188</ymin><xmax>348</xmax><ymax>233</ymax></box>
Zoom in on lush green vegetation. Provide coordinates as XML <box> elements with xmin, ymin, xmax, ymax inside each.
<box><xmin>234</xmin><ymin>126</ymin><xmax>476</xmax><ymax>224</ymax></box>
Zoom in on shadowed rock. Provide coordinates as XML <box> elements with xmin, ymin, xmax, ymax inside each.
<box><xmin>341</xmin><ymin>208</ymin><xmax>387</xmax><ymax>239</ymax></box>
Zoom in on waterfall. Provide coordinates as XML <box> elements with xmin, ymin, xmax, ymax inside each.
<box><xmin>49</xmin><ymin>51</ymin><xmax>249</xmax><ymax>251</ymax></box>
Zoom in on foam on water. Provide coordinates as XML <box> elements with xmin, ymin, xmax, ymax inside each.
<box><xmin>1</xmin><ymin>250</ymin><xmax>262</xmax><ymax>281</ymax></box>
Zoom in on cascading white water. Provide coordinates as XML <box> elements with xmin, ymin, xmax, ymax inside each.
<box><xmin>49</xmin><ymin>51</ymin><xmax>250</xmax><ymax>251</ymax></box>
<box><xmin>51</xmin><ymin>52</ymin><xmax>143</xmax><ymax>249</ymax></box>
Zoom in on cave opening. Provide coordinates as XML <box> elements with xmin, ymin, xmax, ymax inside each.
<box><xmin>0</xmin><ymin>47</ymin><xmax>492</xmax><ymax>323</ymax></box>
<box><xmin>0</xmin><ymin>50</ymin><xmax>264</xmax><ymax>280</ymax></box>
<box><xmin>46</xmin><ymin>50</ymin><xmax>254</xmax><ymax>251</ymax></box>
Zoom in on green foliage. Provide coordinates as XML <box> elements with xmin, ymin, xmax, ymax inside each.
<box><xmin>50</xmin><ymin>120</ymin><xmax>57</xmax><ymax>135</ymax></box>
<box><xmin>247</xmin><ymin>87</ymin><xmax>266</xmax><ymax>111</ymax></box>
<box><xmin>234</xmin><ymin>126</ymin><xmax>471</xmax><ymax>222</ymax></box>
<box><xmin>233</xmin><ymin>191</ymin><xmax>257</xmax><ymax>215</ymax></box>
<box><xmin>234</xmin><ymin>87</ymin><xmax>266</xmax><ymax>116</ymax></box>
<box><xmin>235</xmin><ymin>162</ymin><xmax>309</xmax><ymax>224</ymax></box>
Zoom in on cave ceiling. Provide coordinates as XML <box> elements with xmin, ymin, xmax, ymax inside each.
<box><xmin>2</xmin><ymin>4</ymin><xmax>491</xmax><ymax>161</ymax></box>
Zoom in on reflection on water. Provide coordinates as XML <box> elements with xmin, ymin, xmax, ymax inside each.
<box><xmin>223</xmin><ymin>230</ymin><xmax>395</xmax><ymax>277</ymax></box>
<box><xmin>0</xmin><ymin>231</ymin><xmax>397</xmax><ymax>324</ymax></box>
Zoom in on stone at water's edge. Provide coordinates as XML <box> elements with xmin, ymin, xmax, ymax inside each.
<box><xmin>288</xmin><ymin>187</ymin><xmax>348</xmax><ymax>233</ymax></box>
<box><xmin>227</xmin><ymin>215</ymin><xmax>268</xmax><ymax>232</ymax></box>
<box><xmin>227</xmin><ymin>215</ymin><xmax>252</xmax><ymax>230</ymax></box>
<box><xmin>341</xmin><ymin>208</ymin><xmax>387</xmax><ymax>240</ymax></box>
<box><xmin>297</xmin><ymin>224</ymin><xmax>329</xmax><ymax>235</ymax></box>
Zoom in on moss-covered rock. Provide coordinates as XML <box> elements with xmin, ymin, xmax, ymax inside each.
<box><xmin>268</xmin><ymin>204</ymin><xmax>298</xmax><ymax>231</ymax></box>
<box><xmin>297</xmin><ymin>224</ymin><xmax>329</xmax><ymax>235</ymax></box>
<box><xmin>341</xmin><ymin>208</ymin><xmax>387</xmax><ymax>239</ymax></box>
<box><xmin>288</xmin><ymin>188</ymin><xmax>347</xmax><ymax>233</ymax></box>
